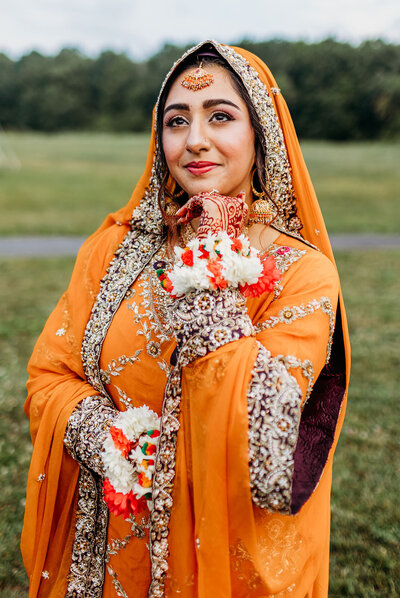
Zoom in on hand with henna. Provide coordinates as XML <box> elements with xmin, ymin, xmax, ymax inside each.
<box><xmin>176</xmin><ymin>190</ymin><xmax>248</xmax><ymax>240</ymax></box>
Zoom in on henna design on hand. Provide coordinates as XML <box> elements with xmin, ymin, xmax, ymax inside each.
<box><xmin>177</xmin><ymin>191</ymin><xmax>248</xmax><ymax>239</ymax></box>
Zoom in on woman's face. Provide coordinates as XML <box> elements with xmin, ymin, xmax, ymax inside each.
<box><xmin>162</xmin><ymin>64</ymin><xmax>255</xmax><ymax>203</ymax></box>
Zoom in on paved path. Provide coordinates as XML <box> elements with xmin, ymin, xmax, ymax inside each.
<box><xmin>0</xmin><ymin>234</ymin><xmax>400</xmax><ymax>258</ymax></box>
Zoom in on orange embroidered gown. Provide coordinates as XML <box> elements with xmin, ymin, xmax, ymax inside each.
<box><xmin>21</xmin><ymin>40</ymin><xmax>350</xmax><ymax>598</ymax></box>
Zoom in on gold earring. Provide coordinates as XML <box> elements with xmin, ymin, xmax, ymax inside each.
<box><xmin>172</xmin><ymin>185</ymin><xmax>185</xmax><ymax>199</ymax></box>
<box><xmin>248</xmin><ymin>169</ymin><xmax>276</xmax><ymax>226</ymax></box>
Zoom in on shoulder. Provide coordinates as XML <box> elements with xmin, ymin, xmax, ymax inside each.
<box><xmin>69</xmin><ymin>223</ymin><xmax>131</xmax><ymax>297</ymax></box>
<box><xmin>268</xmin><ymin>233</ymin><xmax>339</xmax><ymax>297</ymax></box>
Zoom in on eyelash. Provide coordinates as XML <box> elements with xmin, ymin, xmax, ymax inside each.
<box><xmin>165</xmin><ymin>111</ymin><xmax>234</xmax><ymax>128</ymax></box>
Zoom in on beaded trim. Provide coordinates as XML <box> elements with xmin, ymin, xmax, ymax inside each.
<box><xmin>64</xmin><ymin>395</ymin><xmax>116</xmax><ymax>476</ymax></box>
<box><xmin>65</xmin><ymin>470</ymin><xmax>108</xmax><ymax>597</ymax></box>
<box><xmin>247</xmin><ymin>343</ymin><xmax>302</xmax><ymax>512</ymax></box>
<box><xmin>131</xmin><ymin>40</ymin><xmax>302</xmax><ymax>236</ymax></box>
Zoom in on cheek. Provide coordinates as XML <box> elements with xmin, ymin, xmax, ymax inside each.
<box><xmin>162</xmin><ymin>133</ymin><xmax>183</xmax><ymax>169</ymax></box>
<box><xmin>218</xmin><ymin>124</ymin><xmax>255</xmax><ymax>167</ymax></box>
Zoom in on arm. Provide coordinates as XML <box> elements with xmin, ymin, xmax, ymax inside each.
<box><xmin>167</xmin><ymin>242</ymin><xmax>341</xmax><ymax>514</ymax></box>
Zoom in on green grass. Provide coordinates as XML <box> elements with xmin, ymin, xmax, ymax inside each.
<box><xmin>0</xmin><ymin>132</ymin><xmax>149</xmax><ymax>236</ymax></box>
<box><xmin>0</xmin><ymin>250</ymin><xmax>399</xmax><ymax>596</ymax></box>
<box><xmin>0</xmin><ymin>133</ymin><xmax>399</xmax><ymax>236</ymax></box>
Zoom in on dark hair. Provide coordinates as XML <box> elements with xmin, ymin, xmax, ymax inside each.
<box><xmin>155</xmin><ymin>46</ymin><xmax>272</xmax><ymax>243</ymax></box>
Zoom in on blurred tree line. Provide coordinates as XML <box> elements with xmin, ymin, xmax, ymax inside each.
<box><xmin>0</xmin><ymin>39</ymin><xmax>399</xmax><ymax>139</ymax></box>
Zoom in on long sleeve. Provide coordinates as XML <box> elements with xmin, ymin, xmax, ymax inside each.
<box><xmin>21</xmin><ymin>224</ymin><xmax>127</xmax><ymax>597</ymax></box>
<box><xmin>167</xmin><ymin>242</ymin><xmax>342</xmax><ymax>515</ymax></box>
<box><xmin>163</xmin><ymin>239</ymin><xmax>347</xmax><ymax>596</ymax></box>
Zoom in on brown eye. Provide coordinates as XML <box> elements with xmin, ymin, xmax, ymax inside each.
<box><xmin>165</xmin><ymin>115</ymin><xmax>188</xmax><ymax>127</ymax></box>
<box><xmin>210</xmin><ymin>111</ymin><xmax>234</xmax><ymax>122</ymax></box>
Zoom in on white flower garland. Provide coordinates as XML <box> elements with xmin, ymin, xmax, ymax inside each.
<box><xmin>156</xmin><ymin>231</ymin><xmax>281</xmax><ymax>299</ymax></box>
<box><xmin>101</xmin><ymin>405</ymin><xmax>161</xmax><ymax>519</ymax></box>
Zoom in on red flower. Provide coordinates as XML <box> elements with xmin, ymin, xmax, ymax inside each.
<box><xmin>231</xmin><ymin>238</ymin><xmax>243</xmax><ymax>253</ymax></box>
<box><xmin>110</xmin><ymin>426</ymin><xmax>131</xmax><ymax>458</ymax></box>
<box><xmin>207</xmin><ymin>258</ymin><xmax>228</xmax><ymax>290</ymax></box>
<box><xmin>181</xmin><ymin>249</ymin><xmax>194</xmax><ymax>266</ymax></box>
<box><xmin>240</xmin><ymin>256</ymin><xmax>282</xmax><ymax>297</ymax></box>
<box><xmin>199</xmin><ymin>246</ymin><xmax>209</xmax><ymax>259</ymax></box>
<box><xmin>103</xmin><ymin>479</ymin><xmax>146</xmax><ymax>520</ymax></box>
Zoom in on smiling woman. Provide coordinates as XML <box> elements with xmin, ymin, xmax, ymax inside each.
<box><xmin>21</xmin><ymin>41</ymin><xmax>350</xmax><ymax>598</ymax></box>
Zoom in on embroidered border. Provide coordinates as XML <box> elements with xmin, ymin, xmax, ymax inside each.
<box><xmin>64</xmin><ymin>395</ymin><xmax>116</xmax><ymax>476</ymax></box>
<box><xmin>66</xmin><ymin>470</ymin><xmax>108</xmax><ymax>597</ymax></box>
<box><xmin>81</xmin><ymin>229</ymin><xmax>163</xmax><ymax>395</ymax></box>
<box><xmin>247</xmin><ymin>343</ymin><xmax>302</xmax><ymax>513</ymax></box>
<box><xmin>148</xmin><ymin>364</ymin><xmax>182</xmax><ymax>597</ymax></box>
<box><xmin>255</xmin><ymin>296</ymin><xmax>335</xmax><ymax>363</ymax></box>
<box><xmin>67</xmin><ymin>230</ymin><xmax>164</xmax><ymax>597</ymax></box>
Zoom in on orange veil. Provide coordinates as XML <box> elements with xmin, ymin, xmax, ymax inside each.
<box><xmin>21</xmin><ymin>41</ymin><xmax>350</xmax><ymax>597</ymax></box>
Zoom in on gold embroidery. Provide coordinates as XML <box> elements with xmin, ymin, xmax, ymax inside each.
<box><xmin>276</xmin><ymin>354</ymin><xmax>315</xmax><ymax>404</ymax></box>
<box><xmin>255</xmin><ymin>296</ymin><xmax>335</xmax><ymax>364</ymax></box>
<box><xmin>264</xmin><ymin>245</ymin><xmax>307</xmax><ymax>300</ymax></box>
<box><xmin>100</xmin><ymin>350</ymin><xmax>142</xmax><ymax>386</ymax></box>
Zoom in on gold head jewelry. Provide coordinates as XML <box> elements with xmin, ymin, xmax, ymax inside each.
<box><xmin>181</xmin><ymin>62</ymin><xmax>214</xmax><ymax>91</ymax></box>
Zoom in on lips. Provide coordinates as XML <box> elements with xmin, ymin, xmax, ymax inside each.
<box><xmin>185</xmin><ymin>161</ymin><xmax>218</xmax><ymax>175</ymax></box>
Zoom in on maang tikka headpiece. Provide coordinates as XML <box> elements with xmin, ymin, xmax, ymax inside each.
<box><xmin>181</xmin><ymin>61</ymin><xmax>214</xmax><ymax>91</ymax></box>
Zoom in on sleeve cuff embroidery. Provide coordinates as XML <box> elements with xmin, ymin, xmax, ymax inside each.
<box><xmin>248</xmin><ymin>342</ymin><xmax>302</xmax><ymax>513</ymax></box>
<box><xmin>168</xmin><ymin>288</ymin><xmax>254</xmax><ymax>365</ymax></box>
<box><xmin>64</xmin><ymin>395</ymin><xmax>117</xmax><ymax>476</ymax></box>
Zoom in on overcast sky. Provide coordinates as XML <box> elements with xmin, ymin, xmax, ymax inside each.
<box><xmin>1</xmin><ymin>0</ymin><xmax>399</xmax><ymax>59</ymax></box>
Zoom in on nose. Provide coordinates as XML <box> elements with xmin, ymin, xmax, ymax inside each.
<box><xmin>185</xmin><ymin>118</ymin><xmax>210</xmax><ymax>153</ymax></box>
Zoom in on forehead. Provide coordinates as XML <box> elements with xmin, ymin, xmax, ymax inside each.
<box><xmin>164</xmin><ymin>64</ymin><xmax>244</xmax><ymax>109</ymax></box>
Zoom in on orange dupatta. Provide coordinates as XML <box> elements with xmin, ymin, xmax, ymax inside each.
<box><xmin>22</xmin><ymin>40</ymin><xmax>350</xmax><ymax>597</ymax></box>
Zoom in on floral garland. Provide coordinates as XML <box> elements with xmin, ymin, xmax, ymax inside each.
<box><xmin>155</xmin><ymin>231</ymin><xmax>282</xmax><ymax>298</ymax></box>
<box><xmin>101</xmin><ymin>406</ymin><xmax>161</xmax><ymax>520</ymax></box>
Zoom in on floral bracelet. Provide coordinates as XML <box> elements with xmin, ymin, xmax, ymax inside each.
<box><xmin>155</xmin><ymin>231</ymin><xmax>281</xmax><ymax>298</ymax></box>
<box><xmin>101</xmin><ymin>406</ymin><xmax>161</xmax><ymax>520</ymax></box>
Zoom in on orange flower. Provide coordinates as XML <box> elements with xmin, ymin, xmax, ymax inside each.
<box><xmin>138</xmin><ymin>472</ymin><xmax>152</xmax><ymax>488</ymax></box>
<box><xmin>207</xmin><ymin>258</ymin><xmax>228</xmax><ymax>290</ymax></box>
<box><xmin>110</xmin><ymin>426</ymin><xmax>131</xmax><ymax>458</ymax></box>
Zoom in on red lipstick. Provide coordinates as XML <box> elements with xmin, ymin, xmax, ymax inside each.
<box><xmin>185</xmin><ymin>161</ymin><xmax>218</xmax><ymax>175</ymax></box>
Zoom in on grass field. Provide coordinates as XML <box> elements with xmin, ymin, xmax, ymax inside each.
<box><xmin>0</xmin><ymin>134</ymin><xmax>399</xmax><ymax>596</ymax></box>
<box><xmin>1</xmin><ymin>251</ymin><xmax>399</xmax><ymax>596</ymax></box>
<box><xmin>0</xmin><ymin>133</ymin><xmax>399</xmax><ymax>236</ymax></box>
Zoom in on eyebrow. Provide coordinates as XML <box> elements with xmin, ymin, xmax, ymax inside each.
<box><xmin>163</xmin><ymin>98</ymin><xmax>241</xmax><ymax>116</ymax></box>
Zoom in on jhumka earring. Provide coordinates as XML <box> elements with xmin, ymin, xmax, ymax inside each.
<box><xmin>248</xmin><ymin>169</ymin><xmax>276</xmax><ymax>227</ymax></box>
<box><xmin>181</xmin><ymin>62</ymin><xmax>214</xmax><ymax>91</ymax></box>
<box><xmin>165</xmin><ymin>185</ymin><xmax>185</xmax><ymax>216</ymax></box>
